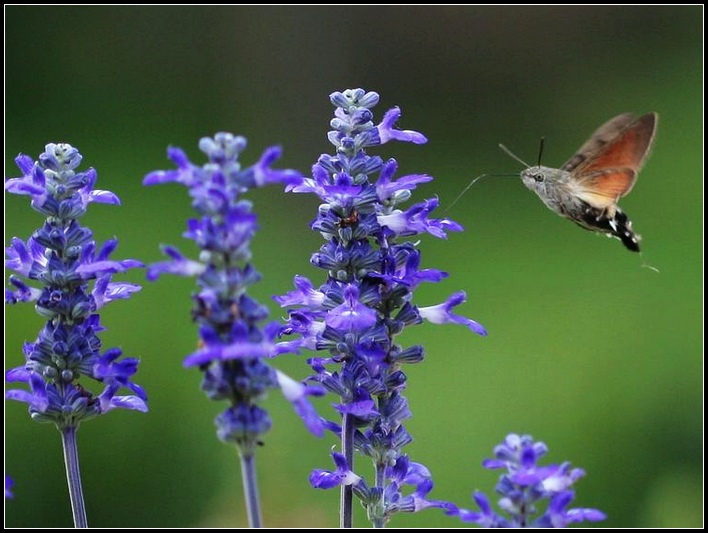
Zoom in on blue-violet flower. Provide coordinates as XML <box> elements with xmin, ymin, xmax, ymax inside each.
<box><xmin>276</xmin><ymin>88</ymin><xmax>486</xmax><ymax>526</ymax></box>
<box><xmin>448</xmin><ymin>433</ymin><xmax>606</xmax><ymax>527</ymax></box>
<box><xmin>5</xmin><ymin>475</ymin><xmax>13</xmax><ymax>499</ymax></box>
<box><xmin>144</xmin><ymin>133</ymin><xmax>324</xmax><ymax>455</ymax></box>
<box><xmin>5</xmin><ymin>143</ymin><xmax>147</xmax><ymax>427</ymax></box>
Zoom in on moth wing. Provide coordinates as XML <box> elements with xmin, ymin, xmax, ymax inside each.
<box><xmin>568</xmin><ymin>168</ymin><xmax>637</xmax><ymax>209</ymax></box>
<box><xmin>562</xmin><ymin>113</ymin><xmax>656</xmax><ymax>174</ymax></box>
<box><xmin>564</xmin><ymin>113</ymin><xmax>657</xmax><ymax>209</ymax></box>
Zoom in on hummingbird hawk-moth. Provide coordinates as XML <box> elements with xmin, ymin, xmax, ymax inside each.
<box><xmin>517</xmin><ymin>112</ymin><xmax>657</xmax><ymax>252</ymax></box>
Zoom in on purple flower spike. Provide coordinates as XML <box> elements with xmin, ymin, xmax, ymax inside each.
<box><xmin>145</xmin><ymin>132</ymin><xmax>322</xmax><ymax>453</ymax></box>
<box><xmin>5</xmin><ymin>144</ymin><xmax>146</xmax><ymax>428</ymax></box>
<box><xmin>277</xmin><ymin>89</ymin><xmax>484</xmax><ymax>526</ymax></box>
<box><xmin>453</xmin><ymin>434</ymin><xmax>605</xmax><ymax>528</ymax></box>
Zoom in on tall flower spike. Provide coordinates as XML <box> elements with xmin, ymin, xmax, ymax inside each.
<box><xmin>144</xmin><ymin>133</ymin><xmax>324</xmax><ymax>527</ymax></box>
<box><xmin>277</xmin><ymin>89</ymin><xmax>486</xmax><ymax>527</ymax></box>
<box><xmin>5</xmin><ymin>143</ymin><xmax>146</xmax><ymax>527</ymax></box>
<box><xmin>447</xmin><ymin>433</ymin><xmax>606</xmax><ymax>527</ymax></box>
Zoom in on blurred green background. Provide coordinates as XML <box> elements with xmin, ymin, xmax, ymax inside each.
<box><xmin>4</xmin><ymin>6</ymin><xmax>702</xmax><ymax>528</ymax></box>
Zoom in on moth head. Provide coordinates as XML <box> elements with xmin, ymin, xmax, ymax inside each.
<box><xmin>520</xmin><ymin>166</ymin><xmax>556</xmax><ymax>194</ymax></box>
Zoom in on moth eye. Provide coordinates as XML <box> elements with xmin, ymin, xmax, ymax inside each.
<box><xmin>533</xmin><ymin>173</ymin><xmax>544</xmax><ymax>183</ymax></box>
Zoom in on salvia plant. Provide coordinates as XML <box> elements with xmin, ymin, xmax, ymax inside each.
<box><xmin>143</xmin><ymin>133</ymin><xmax>325</xmax><ymax>527</ymax></box>
<box><xmin>450</xmin><ymin>433</ymin><xmax>605</xmax><ymax>527</ymax></box>
<box><xmin>276</xmin><ymin>89</ymin><xmax>486</xmax><ymax>527</ymax></box>
<box><xmin>5</xmin><ymin>92</ymin><xmax>605</xmax><ymax>529</ymax></box>
<box><xmin>5</xmin><ymin>143</ymin><xmax>147</xmax><ymax>527</ymax></box>
<box><xmin>275</xmin><ymin>89</ymin><xmax>604</xmax><ymax>527</ymax></box>
<box><xmin>275</xmin><ymin>88</ymin><xmax>488</xmax><ymax>527</ymax></box>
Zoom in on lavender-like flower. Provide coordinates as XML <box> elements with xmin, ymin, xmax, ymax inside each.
<box><xmin>5</xmin><ymin>475</ymin><xmax>13</xmax><ymax>499</ymax></box>
<box><xmin>449</xmin><ymin>433</ymin><xmax>606</xmax><ymax>527</ymax></box>
<box><xmin>5</xmin><ymin>143</ymin><xmax>146</xmax><ymax>526</ymax></box>
<box><xmin>276</xmin><ymin>88</ymin><xmax>486</xmax><ymax>527</ymax></box>
<box><xmin>144</xmin><ymin>133</ymin><xmax>324</xmax><ymax>527</ymax></box>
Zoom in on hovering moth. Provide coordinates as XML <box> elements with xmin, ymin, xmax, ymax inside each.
<box><xmin>517</xmin><ymin>113</ymin><xmax>657</xmax><ymax>252</ymax></box>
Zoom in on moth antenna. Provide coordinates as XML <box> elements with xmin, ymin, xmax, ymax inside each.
<box><xmin>498</xmin><ymin>144</ymin><xmax>531</xmax><ymax>168</ymax></box>
<box><xmin>537</xmin><ymin>137</ymin><xmax>545</xmax><ymax>167</ymax></box>
<box><xmin>639</xmin><ymin>253</ymin><xmax>660</xmax><ymax>273</ymax></box>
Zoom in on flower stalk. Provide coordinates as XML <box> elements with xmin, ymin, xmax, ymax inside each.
<box><xmin>5</xmin><ymin>143</ymin><xmax>147</xmax><ymax>527</ymax></box>
<box><xmin>278</xmin><ymin>88</ymin><xmax>486</xmax><ymax>527</ymax></box>
<box><xmin>61</xmin><ymin>426</ymin><xmax>87</xmax><ymax>528</ymax></box>
<box><xmin>144</xmin><ymin>133</ymin><xmax>324</xmax><ymax>527</ymax></box>
<box><xmin>448</xmin><ymin>434</ymin><xmax>606</xmax><ymax>527</ymax></box>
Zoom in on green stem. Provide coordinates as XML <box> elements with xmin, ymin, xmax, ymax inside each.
<box><xmin>340</xmin><ymin>412</ymin><xmax>355</xmax><ymax>528</ymax></box>
<box><xmin>60</xmin><ymin>425</ymin><xmax>88</xmax><ymax>528</ymax></box>
<box><xmin>239</xmin><ymin>451</ymin><xmax>263</xmax><ymax>527</ymax></box>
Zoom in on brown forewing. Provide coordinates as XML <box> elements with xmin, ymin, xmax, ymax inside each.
<box><xmin>562</xmin><ymin>113</ymin><xmax>656</xmax><ymax>175</ymax></box>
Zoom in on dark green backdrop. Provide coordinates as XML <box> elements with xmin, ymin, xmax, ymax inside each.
<box><xmin>5</xmin><ymin>6</ymin><xmax>702</xmax><ymax>528</ymax></box>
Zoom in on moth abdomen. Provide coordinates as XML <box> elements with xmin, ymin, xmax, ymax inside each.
<box><xmin>577</xmin><ymin>205</ymin><xmax>641</xmax><ymax>252</ymax></box>
<box><xmin>610</xmin><ymin>209</ymin><xmax>641</xmax><ymax>252</ymax></box>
